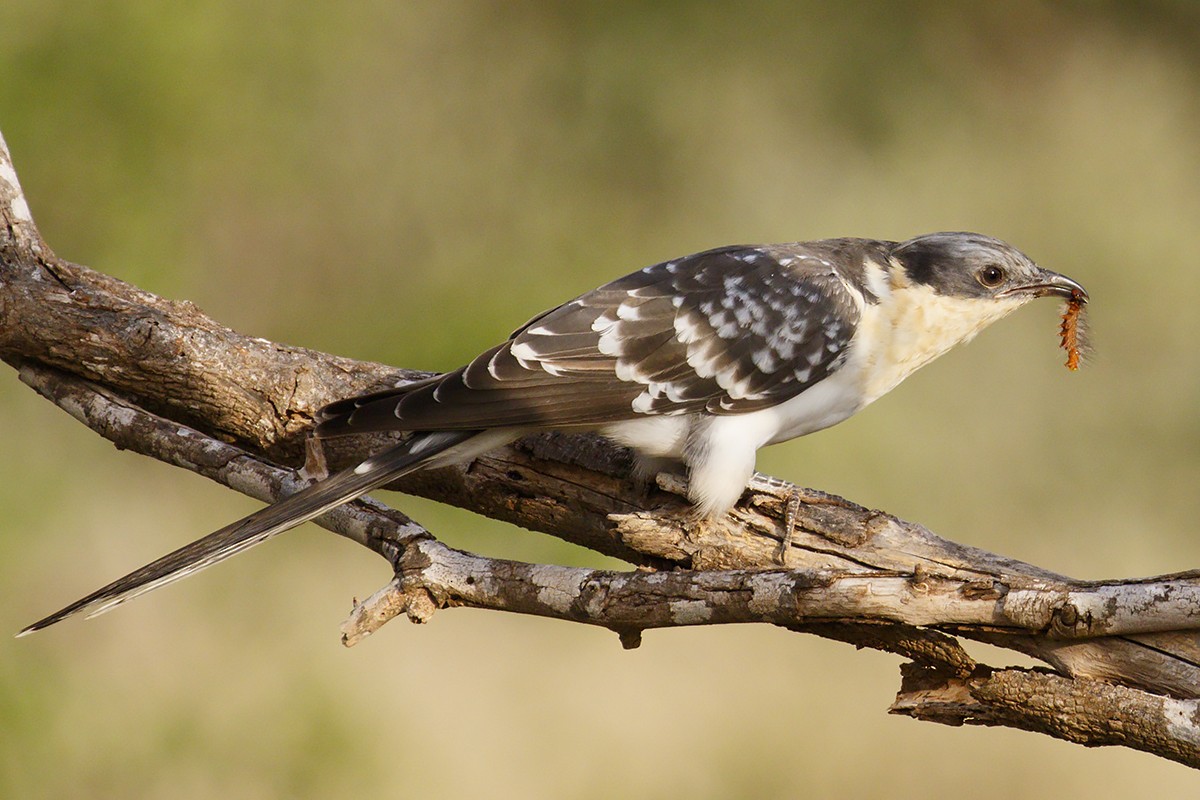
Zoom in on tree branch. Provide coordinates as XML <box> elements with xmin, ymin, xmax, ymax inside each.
<box><xmin>4</xmin><ymin>130</ymin><xmax>1198</xmax><ymax>767</ymax></box>
<box><xmin>892</xmin><ymin>664</ymin><xmax>1200</xmax><ymax>767</ymax></box>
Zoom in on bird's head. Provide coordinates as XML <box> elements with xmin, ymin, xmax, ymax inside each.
<box><xmin>891</xmin><ymin>231</ymin><xmax>1088</xmax><ymax>306</ymax></box>
<box><xmin>850</xmin><ymin>232</ymin><xmax>1091</xmax><ymax>383</ymax></box>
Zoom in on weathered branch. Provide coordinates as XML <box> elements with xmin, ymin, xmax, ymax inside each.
<box><xmin>4</xmin><ymin>130</ymin><xmax>1199</xmax><ymax>767</ymax></box>
<box><xmin>892</xmin><ymin>665</ymin><xmax>1200</xmax><ymax>767</ymax></box>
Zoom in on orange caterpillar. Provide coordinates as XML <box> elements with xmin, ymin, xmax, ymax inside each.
<box><xmin>1058</xmin><ymin>291</ymin><xmax>1089</xmax><ymax>371</ymax></box>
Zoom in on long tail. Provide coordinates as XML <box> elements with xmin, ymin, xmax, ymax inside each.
<box><xmin>18</xmin><ymin>430</ymin><xmax>476</xmax><ymax>636</ymax></box>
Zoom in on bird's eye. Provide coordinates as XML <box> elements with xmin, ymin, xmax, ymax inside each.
<box><xmin>977</xmin><ymin>265</ymin><xmax>1006</xmax><ymax>288</ymax></box>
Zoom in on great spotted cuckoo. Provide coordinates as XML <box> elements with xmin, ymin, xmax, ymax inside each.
<box><xmin>20</xmin><ymin>231</ymin><xmax>1088</xmax><ymax>634</ymax></box>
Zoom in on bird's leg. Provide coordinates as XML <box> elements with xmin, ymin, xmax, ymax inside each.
<box><xmin>749</xmin><ymin>473</ymin><xmax>836</xmax><ymax>565</ymax></box>
<box><xmin>300</xmin><ymin>432</ymin><xmax>330</xmax><ymax>483</ymax></box>
<box><xmin>776</xmin><ymin>489</ymin><xmax>802</xmax><ymax>565</ymax></box>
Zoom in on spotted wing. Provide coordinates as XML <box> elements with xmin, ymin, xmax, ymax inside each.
<box><xmin>318</xmin><ymin>244</ymin><xmax>864</xmax><ymax>436</ymax></box>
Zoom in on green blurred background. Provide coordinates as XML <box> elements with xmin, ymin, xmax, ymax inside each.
<box><xmin>3</xmin><ymin>2</ymin><xmax>1200</xmax><ymax>797</ymax></box>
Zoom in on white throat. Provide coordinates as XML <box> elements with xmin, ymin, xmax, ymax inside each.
<box><xmin>849</xmin><ymin>258</ymin><xmax>1030</xmax><ymax>405</ymax></box>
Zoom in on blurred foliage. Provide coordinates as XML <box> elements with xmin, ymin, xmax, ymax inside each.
<box><xmin>3</xmin><ymin>2</ymin><xmax>1200</xmax><ymax>797</ymax></box>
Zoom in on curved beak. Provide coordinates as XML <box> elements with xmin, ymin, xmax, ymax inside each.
<box><xmin>999</xmin><ymin>269</ymin><xmax>1089</xmax><ymax>303</ymax></box>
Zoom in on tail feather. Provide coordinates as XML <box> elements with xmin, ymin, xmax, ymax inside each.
<box><xmin>18</xmin><ymin>430</ymin><xmax>476</xmax><ymax>636</ymax></box>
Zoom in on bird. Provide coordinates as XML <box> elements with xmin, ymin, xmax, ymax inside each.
<box><xmin>19</xmin><ymin>231</ymin><xmax>1088</xmax><ymax>635</ymax></box>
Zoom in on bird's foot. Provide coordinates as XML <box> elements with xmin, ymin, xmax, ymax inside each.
<box><xmin>775</xmin><ymin>490</ymin><xmax>802</xmax><ymax>565</ymax></box>
<box><xmin>755</xmin><ymin>479</ymin><xmax>841</xmax><ymax>566</ymax></box>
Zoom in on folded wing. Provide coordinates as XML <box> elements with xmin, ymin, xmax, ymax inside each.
<box><xmin>318</xmin><ymin>244</ymin><xmax>865</xmax><ymax>437</ymax></box>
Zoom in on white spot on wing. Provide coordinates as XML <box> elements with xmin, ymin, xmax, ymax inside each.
<box><xmin>674</xmin><ymin>314</ymin><xmax>705</xmax><ymax>345</ymax></box>
<box><xmin>591</xmin><ymin>311</ymin><xmax>617</xmax><ymax>332</ymax></box>
<box><xmin>613</xmin><ymin>358</ymin><xmax>643</xmax><ymax>382</ymax></box>
<box><xmin>596</xmin><ymin>327</ymin><xmax>622</xmax><ymax>357</ymax></box>
<box><xmin>716</xmin><ymin>321</ymin><xmax>740</xmax><ymax>339</ymax></box>
<box><xmin>751</xmin><ymin>348</ymin><xmax>779</xmax><ymax>373</ymax></box>
<box><xmin>616</xmin><ymin>301</ymin><xmax>644</xmax><ymax>321</ymax></box>
<box><xmin>510</xmin><ymin>341</ymin><xmax>538</xmax><ymax>364</ymax></box>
